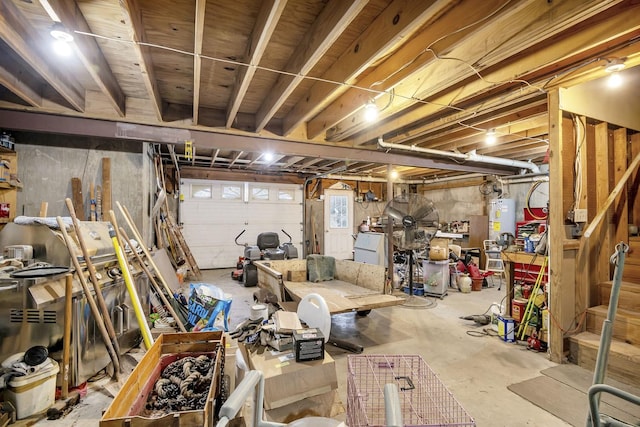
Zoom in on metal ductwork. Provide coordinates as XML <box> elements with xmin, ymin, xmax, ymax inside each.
<box><xmin>377</xmin><ymin>137</ymin><xmax>541</xmax><ymax>174</ymax></box>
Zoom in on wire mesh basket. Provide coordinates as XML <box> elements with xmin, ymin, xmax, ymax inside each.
<box><xmin>347</xmin><ymin>354</ymin><xmax>475</xmax><ymax>427</ymax></box>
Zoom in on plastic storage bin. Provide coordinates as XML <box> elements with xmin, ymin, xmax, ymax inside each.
<box><xmin>3</xmin><ymin>358</ymin><xmax>59</xmax><ymax>419</ymax></box>
<box><xmin>423</xmin><ymin>260</ymin><xmax>449</xmax><ymax>298</ymax></box>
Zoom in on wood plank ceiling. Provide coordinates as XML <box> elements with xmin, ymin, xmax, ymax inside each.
<box><xmin>0</xmin><ymin>0</ymin><xmax>639</xmax><ymax>182</ymax></box>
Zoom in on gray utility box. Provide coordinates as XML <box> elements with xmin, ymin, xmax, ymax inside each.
<box><xmin>353</xmin><ymin>232</ymin><xmax>387</xmax><ymax>266</ymax></box>
<box><xmin>423</xmin><ymin>259</ymin><xmax>450</xmax><ymax>299</ymax></box>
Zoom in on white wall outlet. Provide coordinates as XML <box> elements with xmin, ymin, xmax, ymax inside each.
<box><xmin>574</xmin><ymin>208</ymin><xmax>588</xmax><ymax>223</ymax></box>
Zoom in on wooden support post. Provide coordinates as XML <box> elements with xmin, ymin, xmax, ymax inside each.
<box><xmin>594</xmin><ymin>123</ymin><xmax>612</xmax><ymax>285</ymax></box>
<box><xmin>613</xmin><ymin>128</ymin><xmax>628</xmax><ymax>247</ymax></box>
<box><xmin>548</xmin><ymin>89</ymin><xmax>573</xmax><ymax>364</ymax></box>
<box><xmin>71</xmin><ymin>178</ymin><xmax>84</xmax><ymax>220</ymax></box>
<box><xmin>102</xmin><ymin>158</ymin><xmax>111</xmax><ymax>215</ymax></box>
<box><xmin>631</xmin><ymin>133</ymin><xmax>640</xmax><ymax>226</ymax></box>
<box><xmin>39</xmin><ymin>201</ymin><xmax>48</xmax><ymax>217</ymax></box>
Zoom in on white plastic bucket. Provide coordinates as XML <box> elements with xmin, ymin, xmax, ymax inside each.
<box><xmin>3</xmin><ymin>358</ymin><xmax>59</xmax><ymax>419</ymax></box>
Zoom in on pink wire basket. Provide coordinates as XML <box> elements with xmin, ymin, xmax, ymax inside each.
<box><xmin>347</xmin><ymin>354</ymin><xmax>475</xmax><ymax>427</ymax></box>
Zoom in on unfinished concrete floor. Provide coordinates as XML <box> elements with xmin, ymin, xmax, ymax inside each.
<box><xmin>20</xmin><ymin>268</ymin><xmax>572</xmax><ymax>426</ymax></box>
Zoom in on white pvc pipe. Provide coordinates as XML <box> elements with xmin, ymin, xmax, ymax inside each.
<box><xmin>378</xmin><ymin>137</ymin><xmax>540</xmax><ymax>174</ymax></box>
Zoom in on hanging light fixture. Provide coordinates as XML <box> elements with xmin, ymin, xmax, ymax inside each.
<box><xmin>605</xmin><ymin>58</ymin><xmax>625</xmax><ymax>89</ymax></box>
<box><xmin>363</xmin><ymin>100</ymin><xmax>379</xmax><ymax>122</ymax></box>
<box><xmin>485</xmin><ymin>129</ymin><xmax>497</xmax><ymax>145</ymax></box>
<box><xmin>50</xmin><ymin>22</ymin><xmax>74</xmax><ymax>57</ymax></box>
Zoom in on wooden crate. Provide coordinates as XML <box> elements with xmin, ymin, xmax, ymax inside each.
<box><xmin>100</xmin><ymin>332</ymin><xmax>225</xmax><ymax>427</ymax></box>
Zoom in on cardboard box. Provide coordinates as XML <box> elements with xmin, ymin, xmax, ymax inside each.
<box><xmin>429</xmin><ymin>238</ymin><xmax>449</xmax><ymax>260</ymax></box>
<box><xmin>242</xmin><ymin>345</ymin><xmax>337</xmax><ymax>410</ymax></box>
<box><xmin>293</xmin><ymin>328</ymin><xmax>325</xmax><ymax>362</ymax></box>
<box><xmin>100</xmin><ymin>332</ymin><xmax>224</xmax><ymax>427</ymax></box>
<box><xmin>265</xmin><ymin>389</ymin><xmax>344</xmax><ymax>423</ymax></box>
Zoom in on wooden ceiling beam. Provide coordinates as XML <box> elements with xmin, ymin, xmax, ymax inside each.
<box><xmin>306</xmin><ymin>0</ymin><xmax>512</xmax><ymax>139</ymax></box>
<box><xmin>389</xmin><ymin>95</ymin><xmax>547</xmax><ymax>146</ymax></box>
<box><xmin>42</xmin><ymin>0</ymin><xmax>126</xmax><ymax>117</ymax></box>
<box><xmin>282</xmin><ymin>0</ymin><xmax>455</xmax><ymax>136</ymax></box>
<box><xmin>403</xmin><ymin>100</ymin><xmax>548</xmax><ymax>150</ymax></box>
<box><xmin>226</xmin><ymin>0</ymin><xmax>286</xmax><ymax>129</ymax></box>
<box><xmin>281</xmin><ymin>156</ymin><xmax>305</xmax><ymax>168</ymax></box>
<box><xmin>192</xmin><ymin>0</ymin><xmax>206</xmax><ymax>125</ymax></box>
<box><xmin>120</xmin><ymin>0</ymin><xmax>163</xmax><ymax>121</ymax></box>
<box><xmin>254</xmin><ymin>0</ymin><xmax>368</xmax><ymax>132</ymax></box>
<box><xmin>228</xmin><ymin>151</ymin><xmax>244</xmax><ymax>168</ymax></box>
<box><xmin>326</xmin><ymin>0</ymin><xmax>624</xmax><ymax>143</ymax></box>
<box><xmin>0</xmin><ymin>0</ymin><xmax>84</xmax><ymax>111</ymax></box>
<box><xmin>0</xmin><ymin>60</ymin><xmax>42</xmax><ymax>107</ymax></box>
<box><xmin>179</xmin><ymin>166</ymin><xmax>304</xmax><ymax>184</ymax></box>
<box><xmin>345</xmin><ymin>0</ymin><xmax>640</xmax><ymax>146</ymax></box>
<box><xmin>209</xmin><ymin>148</ymin><xmax>220</xmax><ymax>167</ymax></box>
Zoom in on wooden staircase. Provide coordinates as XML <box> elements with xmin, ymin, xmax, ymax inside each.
<box><xmin>569</xmin><ymin>238</ymin><xmax>640</xmax><ymax>386</ymax></box>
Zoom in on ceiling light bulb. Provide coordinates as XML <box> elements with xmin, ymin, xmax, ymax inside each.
<box><xmin>390</xmin><ymin>170</ymin><xmax>398</xmax><ymax>180</ymax></box>
<box><xmin>604</xmin><ymin>58</ymin><xmax>625</xmax><ymax>73</ymax></box>
<box><xmin>485</xmin><ymin>129</ymin><xmax>497</xmax><ymax>145</ymax></box>
<box><xmin>50</xmin><ymin>23</ymin><xmax>73</xmax><ymax>42</ymax></box>
<box><xmin>607</xmin><ymin>72</ymin><xmax>623</xmax><ymax>88</ymax></box>
<box><xmin>52</xmin><ymin>39</ymin><xmax>73</xmax><ymax>57</ymax></box>
<box><xmin>364</xmin><ymin>101</ymin><xmax>378</xmax><ymax>122</ymax></box>
<box><xmin>263</xmin><ymin>152</ymin><xmax>274</xmax><ymax>161</ymax></box>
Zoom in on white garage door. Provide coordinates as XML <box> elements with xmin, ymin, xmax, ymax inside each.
<box><xmin>180</xmin><ymin>179</ymin><xmax>303</xmax><ymax>269</ymax></box>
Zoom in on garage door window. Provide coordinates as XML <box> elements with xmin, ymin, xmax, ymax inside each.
<box><xmin>251</xmin><ymin>187</ymin><xmax>269</xmax><ymax>200</ymax></box>
<box><xmin>330</xmin><ymin>195</ymin><xmax>348</xmax><ymax>228</ymax></box>
<box><xmin>191</xmin><ymin>184</ymin><xmax>212</xmax><ymax>199</ymax></box>
<box><xmin>278</xmin><ymin>189</ymin><xmax>295</xmax><ymax>200</ymax></box>
<box><xmin>222</xmin><ymin>185</ymin><xmax>242</xmax><ymax>200</ymax></box>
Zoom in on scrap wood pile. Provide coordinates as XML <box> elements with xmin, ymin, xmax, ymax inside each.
<box><xmin>152</xmin><ymin>150</ymin><xmax>201</xmax><ymax>280</ymax></box>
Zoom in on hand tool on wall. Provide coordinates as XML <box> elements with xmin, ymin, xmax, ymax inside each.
<box><xmin>119</xmin><ymin>227</ymin><xmax>187</xmax><ymax>332</ymax></box>
<box><xmin>65</xmin><ymin>198</ymin><xmax>122</xmax><ymax>358</ymax></box>
<box><xmin>61</xmin><ymin>274</ymin><xmax>72</xmax><ymax>399</ymax></box>
<box><xmin>56</xmin><ymin>216</ymin><xmax>120</xmax><ymax>380</ymax></box>
<box><xmin>108</xmin><ymin>210</ymin><xmax>154</xmax><ymax>349</ymax></box>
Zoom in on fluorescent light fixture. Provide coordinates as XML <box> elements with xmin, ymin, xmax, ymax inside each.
<box><xmin>363</xmin><ymin>101</ymin><xmax>378</xmax><ymax>122</ymax></box>
<box><xmin>485</xmin><ymin>129</ymin><xmax>497</xmax><ymax>145</ymax></box>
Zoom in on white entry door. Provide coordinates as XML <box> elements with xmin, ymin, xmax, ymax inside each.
<box><xmin>181</xmin><ymin>179</ymin><xmax>303</xmax><ymax>269</ymax></box>
<box><xmin>323</xmin><ymin>188</ymin><xmax>354</xmax><ymax>260</ymax></box>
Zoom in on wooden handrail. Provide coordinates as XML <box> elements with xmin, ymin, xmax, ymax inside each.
<box><xmin>583</xmin><ymin>151</ymin><xmax>640</xmax><ymax>238</ymax></box>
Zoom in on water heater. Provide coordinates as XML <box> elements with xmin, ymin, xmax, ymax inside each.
<box><xmin>489</xmin><ymin>198</ymin><xmax>516</xmax><ymax>240</ymax></box>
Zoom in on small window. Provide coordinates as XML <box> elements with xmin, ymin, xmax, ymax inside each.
<box><xmin>278</xmin><ymin>189</ymin><xmax>295</xmax><ymax>201</ymax></box>
<box><xmin>222</xmin><ymin>185</ymin><xmax>242</xmax><ymax>199</ymax></box>
<box><xmin>251</xmin><ymin>187</ymin><xmax>269</xmax><ymax>200</ymax></box>
<box><xmin>191</xmin><ymin>184</ymin><xmax>212</xmax><ymax>199</ymax></box>
<box><xmin>329</xmin><ymin>195</ymin><xmax>349</xmax><ymax>228</ymax></box>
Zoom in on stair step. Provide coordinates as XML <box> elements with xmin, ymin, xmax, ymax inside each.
<box><xmin>569</xmin><ymin>331</ymin><xmax>640</xmax><ymax>386</ymax></box>
<box><xmin>623</xmin><ymin>238</ymin><xmax>640</xmax><ymax>280</ymax></box>
<box><xmin>586</xmin><ymin>305</ymin><xmax>640</xmax><ymax>346</ymax></box>
<box><xmin>598</xmin><ymin>281</ymin><xmax>640</xmax><ymax>311</ymax></box>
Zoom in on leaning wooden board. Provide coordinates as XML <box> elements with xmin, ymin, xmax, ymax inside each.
<box><xmin>100</xmin><ymin>332</ymin><xmax>224</xmax><ymax>427</ymax></box>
